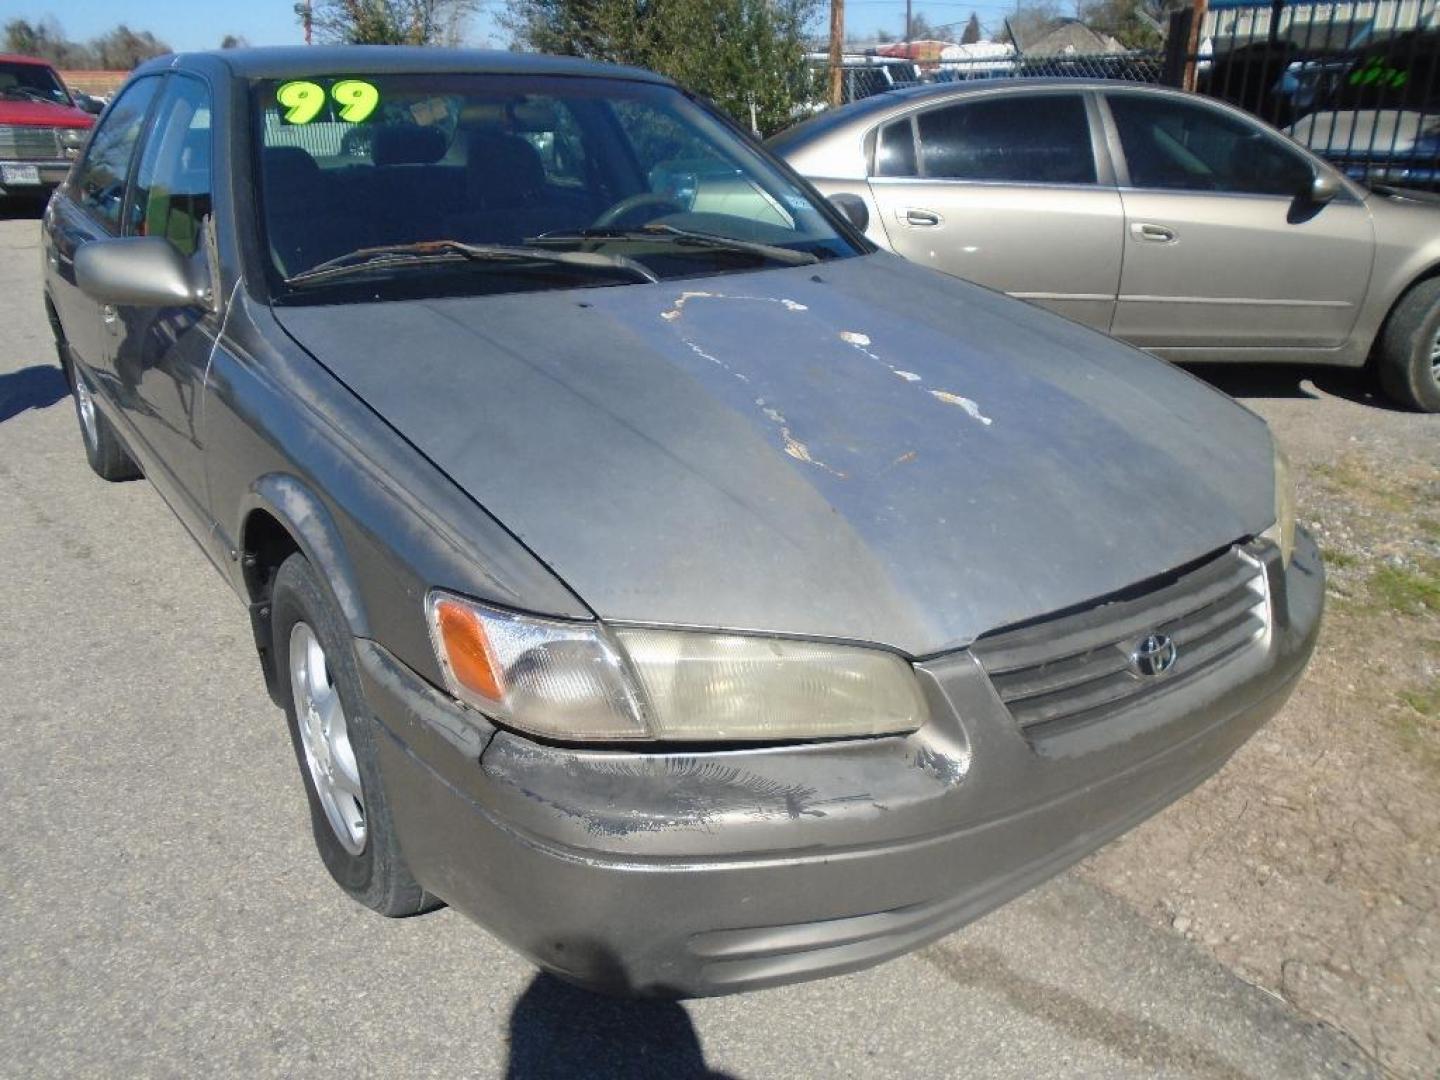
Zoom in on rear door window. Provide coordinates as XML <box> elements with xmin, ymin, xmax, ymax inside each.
<box><xmin>72</xmin><ymin>75</ymin><xmax>162</xmax><ymax>230</ymax></box>
<box><xmin>913</xmin><ymin>94</ymin><xmax>1097</xmax><ymax>184</ymax></box>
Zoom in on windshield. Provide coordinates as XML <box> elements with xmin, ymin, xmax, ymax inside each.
<box><xmin>0</xmin><ymin>61</ymin><xmax>72</xmax><ymax>106</ymax></box>
<box><xmin>254</xmin><ymin>73</ymin><xmax>859</xmax><ymax>299</ymax></box>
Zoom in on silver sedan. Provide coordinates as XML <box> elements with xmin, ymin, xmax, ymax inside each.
<box><xmin>770</xmin><ymin>79</ymin><xmax>1440</xmax><ymax>412</ymax></box>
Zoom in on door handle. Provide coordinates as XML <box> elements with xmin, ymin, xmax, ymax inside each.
<box><xmin>1131</xmin><ymin>222</ymin><xmax>1177</xmax><ymax>243</ymax></box>
<box><xmin>904</xmin><ymin>208</ymin><xmax>942</xmax><ymax>227</ymax></box>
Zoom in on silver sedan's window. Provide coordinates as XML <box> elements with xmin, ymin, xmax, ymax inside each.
<box><xmin>914</xmin><ymin>94</ymin><xmax>1096</xmax><ymax>184</ymax></box>
<box><xmin>1108</xmin><ymin>94</ymin><xmax>1311</xmax><ymax>196</ymax></box>
<box><xmin>875</xmin><ymin>119</ymin><xmax>917</xmax><ymax>177</ymax></box>
<box><xmin>253</xmin><ymin>73</ymin><xmax>859</xmax><ymax>290</ymax></box>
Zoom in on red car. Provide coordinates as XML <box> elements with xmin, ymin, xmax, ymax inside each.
<box><xmin>0</xmin><ymin>54</ymin><xmax>95</xmax><ymax>202</ymax></box>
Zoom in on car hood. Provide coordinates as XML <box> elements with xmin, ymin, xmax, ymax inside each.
<box><xmin>0</xmin><ymin>98</ymin><xmax>92</xmax><ymax>128</ymax></box>
<box><xmin>1288</xmin><ymin>108</ymin><xmax>1437</xmax><ymax>155</ymax></box>
<box><xmin>274</xmin><ymin>254</ymin><xmax>1274</xmax><ymax>656</ymax></box>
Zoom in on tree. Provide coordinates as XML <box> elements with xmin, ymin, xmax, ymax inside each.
<box><xmin>961</xmin><ymin>13</ymin><xmax>983</xmax><ymax>44</ymax></box>
<box><xmin>503</xmin><ymin>0</ymin><xmax>820</xmax><ymax>136</ymax></box>
<box><xmin>906</xmin><ymin>12</ymin><xmax>938</xmax><ymax>39</ymax></box>
<box><xmin>1004</xmin><ymin>0</ymin><xmax>1063</xmax><ymax>49</ymax></box>
<box><xmin>220</xmin><ymin>33</ymin><xmax>250</xmax><ymax>49</ymax></box>
<box><xmin>300</xmin><ymin>0</ymin><xmax>477</xmax><ymax>45</ymax></box>
<box><xmin>91</xmin><ymin>25</ymin><xmax>171</xmax><ymax>68</ymax></box>
<box><xmin>1078</xmin><ymin>0</ymin><xmax>1178</xmax><ymax>49</ymax></box>
<box><xmin>3</xmin><ymin>17</ymin><xmax>97</xmax><ymax>68</ymax></box>
<box><xmin>4</xmin><ymin>18</ymin><xmax>170</xmax><ymax>69</ymax></box>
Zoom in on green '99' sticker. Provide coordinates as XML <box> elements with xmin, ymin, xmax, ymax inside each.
<box><xmin>277</xmin><ymin>79</ymin><xmax>380</xmax><ymax>124</ymax></box>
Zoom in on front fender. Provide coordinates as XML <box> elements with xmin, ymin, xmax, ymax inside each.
<box><xmin>244</xmin><ymin>472</ymin><xmax>371</xmax><ymax>637</ymax></box>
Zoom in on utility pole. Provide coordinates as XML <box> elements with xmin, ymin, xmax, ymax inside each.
<box><xmin>828</xmin><ymin>0</ymin><xmax>844</xmax><ymax>107</ymax></box>
<box><xmin>906</xmin><ymin>0</ymin><xmax>913</xmax><ymax>43</ymax></box>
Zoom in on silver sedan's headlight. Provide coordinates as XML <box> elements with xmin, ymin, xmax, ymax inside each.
<box><xmin>1261</xmin><ymin>440</ymin><xmax>1296</xmax><ymax>566</ymax></box>
<box><xmin>426</xmin><ymin>591</ymin><xmax>928</xmax><ymax>742</ymax></box>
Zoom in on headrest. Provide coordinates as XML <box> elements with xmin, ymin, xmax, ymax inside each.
<box><xmin>262</xmin><ymin>147</ymin><xmax>322</xmax><ymax>194</ymax></box>
<box><xmin>464</xmin><ymin>131</ymin><xmax>545</xmax><ymax>203</ymax></box>
<box><xmin>372</xmin><ymin>125</ymin><xmax>447</xmax><ymax>166</ymax></box>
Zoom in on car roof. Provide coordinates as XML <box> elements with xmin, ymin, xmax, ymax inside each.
<box><xmin>141</xmin><ymin>46</ymin><xmax>672</xmax><ymax>86</ymax></box>
<box><xmin>770</xmin><ymin>78</ymin><xmax>1180</xmax><ymax>150</ymax></box>
<box><xmin>0</xmin><ymin>53</ymin><xmax>59</xmax><ymax>68</ymax></box>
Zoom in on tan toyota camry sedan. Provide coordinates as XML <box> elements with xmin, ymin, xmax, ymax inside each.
<box><xmin>770</xmin><ymin>79</ymin><xmax>1440</xmax><ymax>412</ymax></box>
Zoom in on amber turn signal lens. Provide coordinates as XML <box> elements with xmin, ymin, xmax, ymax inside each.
<box><xmin>433</xmin><ymin>599</ymin><xmax>504</xmax><ymax>703</ymax></box>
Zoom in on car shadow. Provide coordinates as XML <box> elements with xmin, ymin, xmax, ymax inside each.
<box><xmin>505</xmin><ymin>974</ymin><xmax>735</xmax><ymax>1079</ymax></box>
<box><xmin>1181</xmin><ymin>362</ymin><xmax>1403</xmax><ymax>411</ymax></box>
<box><xmin>0</xmin><ymin>365</ymin><xmax>68</xmax><ymax>423</ymax></box>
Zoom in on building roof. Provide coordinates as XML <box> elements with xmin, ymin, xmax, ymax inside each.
<box><xmin>1019</xmin><ymin>21</ymin><xmax>1127</xmax><ymax>56</ymax></box>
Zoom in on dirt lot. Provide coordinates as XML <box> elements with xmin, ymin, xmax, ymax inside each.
<box><xmin>1083</xmin><ymin>364</ymin><xmax>1440</xmax><ymax>1078</ymax></box>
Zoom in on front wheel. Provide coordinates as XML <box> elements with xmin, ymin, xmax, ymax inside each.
<box><xmin>271</xmin><ymin>552</ymin><xmax>439</xmax><ymax>917</ymax></box>
<box><xmin>1375</xmin><ymin>278</ymin><xmax>1440</xmax><ymax>413</ymax></box>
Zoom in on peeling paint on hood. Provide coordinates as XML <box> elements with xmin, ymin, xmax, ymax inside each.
<box><xmin>273</xmin><ymin>253</ymin><xmax>1274</xmax><ymax>655</ymax></box>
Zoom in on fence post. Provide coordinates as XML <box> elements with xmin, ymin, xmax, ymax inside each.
<box><xmin>1183</xmin><ymin>0</ymin><xmax>1208</xmax><ymax>91</ymax></box>
<box><xmin>1162</xmin><ymin>8</ymin><xmax>1195</xmax><ymax>86</ymax></box>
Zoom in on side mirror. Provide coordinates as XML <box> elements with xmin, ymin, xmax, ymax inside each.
<box><xmin>1307</xmin><ymin>171</ymin><xmax>1341</xmax><ymax>206</ymax></box>
<box><xmin>828</xmin><ymin>193</ymin><xmax>869</xmax><ymax>234</ymax></box>
<box><xmin>75</xmin><ymin>93</ymin><xmax>105</xmax><ymax>115</ymax></box>
<box><xmin>75</xmin><ymin>237</ymin><xmax>205</xmax><ymax>308</ymax></box>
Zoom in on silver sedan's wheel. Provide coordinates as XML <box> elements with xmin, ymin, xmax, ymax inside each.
<box><xmin>1377</xmin><ymin>279</ymin><xmax>1440</xmax><ymax>412</ymax></box>
<box><xmin>74</xmin><ymin>375</ymin><xmax>98</xmax><ymax>449</ymax></box>
<box><xmin>289</xmin><ymin>621</ymin><xmax>366</xmax><ymax>855</ymax></box>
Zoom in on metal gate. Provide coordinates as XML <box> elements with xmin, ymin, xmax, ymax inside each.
<box><xmin>875</xmin><ymin>1</ymin><xmax>1440</xmax><ymax>187</ymax></box>
<box><xmin>1169</xmin><ymin>0</ymin><xmax>1438</xmax><ymax>185</ymax></box>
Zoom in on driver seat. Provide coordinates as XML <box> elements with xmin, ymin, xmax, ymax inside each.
<box><xmin>444</xmin><ymin>130</ymin><xmax>572</xmax><ymax>244</ymax></box>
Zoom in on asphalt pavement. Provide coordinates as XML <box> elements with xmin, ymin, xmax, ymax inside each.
<box><xmin>0</xmin><ymin>212</ymin><xmax>1375</xmax><ymax>1079</ymax></box>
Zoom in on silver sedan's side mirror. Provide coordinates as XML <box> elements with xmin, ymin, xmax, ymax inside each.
<box><xmin>1308</xmin><ymin>171</ymin><xmax>1342</xmax><ymax>206</ymax></box>
<box><xmin>828</xmin><ymin>193</ymin><xmax>869</xmax><ymax>234</ymax></box>
<box><xmin>75</xmin><ymin>237</ymin><xmax>204</xmax><ymax>308</ymax></box>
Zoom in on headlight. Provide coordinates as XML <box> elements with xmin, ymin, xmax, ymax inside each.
<box><xmin>1261</xmin><ymin>440</ymin><xmax>1296</xmax><ymax>566</ymax></box>
<box><xmin>426</xmin><ymin>591</ymin><xmax>928</xmax><ymax>742</ymax></box>
<box><xmin>59</xmin><ymin>127</ymin><xmax>89</xmax><ymax>159</ymax></box>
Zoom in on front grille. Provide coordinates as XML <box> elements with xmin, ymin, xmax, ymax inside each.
<box><xmin>972</xmin><ymin>546</ymin><xmax>1269</xmax><ymax>737</ymax></box>
<box><xmin>0</xmin><ymin>125</ymin><xmax>63</xmax><ymax>161</ymax></box>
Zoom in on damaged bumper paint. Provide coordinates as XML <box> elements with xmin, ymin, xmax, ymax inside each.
<box><xmin>356</xmin><ymin>530</ymin><xmax>1324</xmax><ymax>998</ymax></box>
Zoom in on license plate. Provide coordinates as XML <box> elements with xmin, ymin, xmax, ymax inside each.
<box><xmin>1</xmin><ymin>163</ymin><xmax>41</xmax><ymax>185</ymax></box>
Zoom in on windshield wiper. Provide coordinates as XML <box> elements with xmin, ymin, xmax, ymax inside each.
<box><xmin>284</xmin><ymin>239</ymin><xmax>659</xmax><ymax>288</ymax></box>
<box><xmin>533</xmin><ymin>225</ymin><xmax>821</xmax><ymax>267</ymax></box>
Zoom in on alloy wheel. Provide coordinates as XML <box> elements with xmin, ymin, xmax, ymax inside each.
<box><xmin>74</xmin><ymin>375</ymin><xmax>97</xmax><ymax>448</ymax></box>
<box><xmin>289</xmin><ymin>621</ymin><xmax>366</xmax><ymax>854</ymax></box>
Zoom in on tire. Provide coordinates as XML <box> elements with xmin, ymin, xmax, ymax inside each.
<box><xmin>65</xmin><ymin>361</ymin><xmax>141</xmax><ymax>481</ymax></box>
<box><xmin>1375</xmin><ymin>278</ymin><xmax>1440</xmax><ymax>413</ymax></box>
<box><xmin>271</xmin><ymin>552</ymin><xmax>439</xmax><ymax>917</ymax></box>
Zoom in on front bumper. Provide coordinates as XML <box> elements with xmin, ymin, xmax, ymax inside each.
<box><xmin>0</xmin><ymin>159</ymin><xmax>70</xmax><ymax>195</ymax></box>
<box><xmin>359</xmin><ymin>530</ymin><xmax>1324</xmax><ymax>997</ymax></box>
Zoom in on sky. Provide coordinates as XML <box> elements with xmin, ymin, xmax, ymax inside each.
<box><xmin>22</xmin><ymin>0</ymin><xmax>1046</xmax><ymax>54</ymax></box>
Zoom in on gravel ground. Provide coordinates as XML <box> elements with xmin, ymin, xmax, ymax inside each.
<box><xmin>1082</xmin><ymin>364</ymin><xmax>1440</xmax><ymax>1078</ymax></box>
